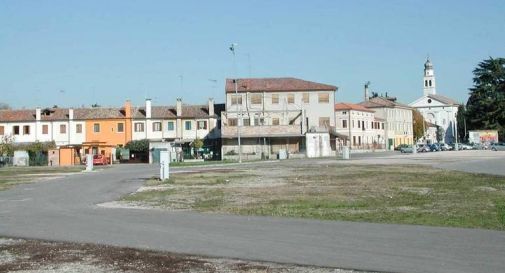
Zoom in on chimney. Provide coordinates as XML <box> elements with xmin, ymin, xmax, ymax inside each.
<box><xmin>176</xmin><ymin>98</ymin><xmax>182</xmax><ymax>117</ymax></box>
<box><xmin>124</xmin><ymin>100</ymin><xmax>132</xmax><ymax>118</ymax></box>
<box><xmin>68</xmin><ymin>108</ymin><xmax>74</xmax><ymax>120</ymax></box>
<box><xmin>364</xmin><ymin>83</ymin><xmax>369</xmax><ymax>101</ymax></box>
<box><xmin>36</xmin><ymin>108</ymin><xmax>41</xmax><ymax>121</ymax></box>
<box><xmin>208</xmin><ymin>98</ymin><xmax>214</xmax><ymax>116</ymax></box>
<box><xmin>145</xmin><ymin>98</ymin><xmax>152</xmax><ymax>119</ymax></box>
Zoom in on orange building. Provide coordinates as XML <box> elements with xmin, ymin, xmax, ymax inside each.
<box><xmin>79</xmin><ymin>101</ymin><xmax>132</xmax><ymax>160</ymax></box>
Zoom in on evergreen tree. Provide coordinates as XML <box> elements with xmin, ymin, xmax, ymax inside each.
<box><xmin>466</xmin><ymin>57</ymin><xmax>505</xmax><ymax>141</ymax></box>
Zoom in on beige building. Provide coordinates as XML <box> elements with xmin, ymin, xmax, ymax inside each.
<box><xmin>221</xmin><ymin>77</ymin><xmax>337</xmax><ymax>160</ymax></box>
<box><xmin>359</xmin><ymin>96</ymin><xmax>414</xmax><ymax>150</ymax></box>
<box><xmin>333</xmin><ymin>103</ymin><xmax>385</xmax><ymax>151</ymax></box>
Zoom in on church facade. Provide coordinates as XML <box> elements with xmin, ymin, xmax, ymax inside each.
<box><xmin>409</xmin><ymin>59</ymin><xmax>460</xmax><ymax>144</ymax></box>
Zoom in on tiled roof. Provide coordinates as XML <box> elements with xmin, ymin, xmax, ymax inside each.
<box><xmin>0</xmin><ymin>108</ymin><xmax>70</xmax><ymax>122</ymax></box>
<box><xmin>225</xmin><ymin>77</ymin><xmax>337</xmax><ymax>93</ymax></box>
<box><xmin>132</xmin><ymin>104</ymin><xmax>218</xmax><ymax>119</ymax></box>
<box><xmin>427</xmin><ymin>94</ymin><xmax>460</xmax><ymax>106</ymax></box>
<box><xmin>335</xmin><ymin>103</ymin><xmax>375</xmax><ymax>113</ymax></box>
<box><xmin>74</xmin><ymin>108</ymin><xmax>126</xmax><ymax>119</ymax></box>
<box><xmin>359</xmin><ymin>97</ymin><xmax>412</xmax><ymax>109</ymax></box>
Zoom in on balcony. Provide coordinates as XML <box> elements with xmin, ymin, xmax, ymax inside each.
<box><xmin>222</xmin><ymin>124</ymin><xmax>303</xmax><ymax>138</ymax></box>
<box><xmin>221</xmin><ymin>110</ymin><xmax>305</xmax><ymax>138</ymax></box>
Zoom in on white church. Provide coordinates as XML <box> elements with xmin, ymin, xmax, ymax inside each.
<box><xmin>409</xmin><ymin>59</ymin><xmax>460</xmax><ymax>144</ymax></box>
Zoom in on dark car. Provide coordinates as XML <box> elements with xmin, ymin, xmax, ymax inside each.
<box><xmin>429</xmin><ymin>143</ymin><xmax>440</xmax><ymax>152</ymax></box>
<box><xmin>395</xmin><ymin>144</ymin><xmax>410</xmax><ymax>151</ymax></box>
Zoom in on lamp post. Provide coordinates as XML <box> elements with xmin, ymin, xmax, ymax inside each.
<box><xmin>229</xmin><ymin>43</ymin><xmax>242</xmax><ymax>163</ymax></box>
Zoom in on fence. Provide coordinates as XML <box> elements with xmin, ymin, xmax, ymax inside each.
<box><xmin>0</xmin><ymin>156</ymin><xmax>13</xmax><ymax>167</ymax></box>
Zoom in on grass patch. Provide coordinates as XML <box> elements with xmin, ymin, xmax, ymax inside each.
<box><xmin>121</xmin><ymin>163</ymin><xmax>505</xmax><ymax>230</ymax></box>
<box><xmin>0</xmin><ymin>166</ymin><xmax>85</xmax><ymax>191</ymax></box>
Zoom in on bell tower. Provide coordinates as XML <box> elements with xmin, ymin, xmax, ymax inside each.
<box><xmin>423</xmin><ymin>58</ymin><xmax>436</xmax><ymax>96</ymax></box>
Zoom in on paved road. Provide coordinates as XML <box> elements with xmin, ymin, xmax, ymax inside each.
<box><xmin>1</xmin><ymin>158</ymin><xmax>505</xmax><ymax>273</ymax></box>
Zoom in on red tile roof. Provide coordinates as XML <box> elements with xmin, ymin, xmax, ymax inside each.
<box><xmin>335</xmin><ymin>103</ymin><xmax>375</xmax><ymax>113</ymax></box>
<box><xmin>225</xmin><ymin>77</ymin><xmax>337</xmax><ymax>93</ymax></box>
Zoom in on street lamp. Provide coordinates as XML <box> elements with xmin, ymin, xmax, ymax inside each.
<box><xmin>229</xmin><ymin>43</ymin><xmax>242</xmax><ymax>163</ymax></box>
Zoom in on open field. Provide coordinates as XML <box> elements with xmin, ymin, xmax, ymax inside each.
<box><xmin>0</xmin><ymin>166</ymin><xmax>85</xmax><ymax>191</ymax></box>
<box><xmin>0</xmin><ymin>238</ymin><xmax>359</xmax><ymax>273</ymax></box>
<box><xmin>119</xmin><ymin>161</ymin><xmax>505</xmax><ymax>230</ymax></box>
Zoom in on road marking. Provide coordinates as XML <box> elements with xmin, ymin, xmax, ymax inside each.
<box><xmin>0</xmin><ymin>198</ymin><xmax>32</xmax><ymax>202</ymax></box>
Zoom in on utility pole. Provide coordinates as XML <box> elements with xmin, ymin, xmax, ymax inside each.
<box><xmin>230</xmin><ymin>43</ymin><xmax>242</xmax><ymax>163</ymax></box>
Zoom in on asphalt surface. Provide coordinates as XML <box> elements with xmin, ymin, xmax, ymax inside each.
<box><xmin>1</xmin><ymin>156</ymin><xmax>505</xmax><ymax>273</ymax></box>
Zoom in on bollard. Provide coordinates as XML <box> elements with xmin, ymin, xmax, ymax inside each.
<box><xmin>85</xmin><ymin>154</ymin><xmax>93</xmax><ymax>171</ymax></box>
<box><xmin>160</xmin><ymin>151</ymin><xmax>170</xmax><ymax>180</ymax></box>
<box><xmin>342</xmin><ymin>146</ymin><xmax>350</xmax><ymax>160</ymax></box>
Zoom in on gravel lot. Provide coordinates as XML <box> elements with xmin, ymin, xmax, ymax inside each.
<box><xmin>0</xmin><ymin>238</ymin><xmax>369</xmax><ymax>273</ymax></box>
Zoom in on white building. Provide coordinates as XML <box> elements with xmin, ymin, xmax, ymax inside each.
<box><xmin>131</xmin><ymin>98</ymin><xmax>223</xmax><ymax>159</ymax></box>
<box><xmin>409</xmin><ymin>58</ymin><xmax>460</xmax><ymax>144</ymax></box>
<box><xmin>0</xmin><ymin>108</ymin><xmax>86</xmax><ymax>147</ymax></box>
<box><xmin>359</xmin><ymin>96</ymin><xmax>414</xmax><ymax>150</ymax></box>
<box><xmin>333</xmin><ymin>103</ymin><xmax>385</xmax><ymax>150</ymax></box>
<box><xmin>221</xmin><ymin>77</ymin><xmax>337</xmax><ymax>160</ymax></box>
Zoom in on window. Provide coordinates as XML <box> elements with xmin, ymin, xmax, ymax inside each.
<box><xmin>319</xmin><ymin>117</ymin><xmax>330</xmax><ymax>127</ymax></box>
<box><xmin>185</xmin><ymin>121</ymin><xmax>192</xmax><ymax>130</ymax></box>
<box><xmin>381</xmin><ymin>123</ymin><xmax>384</xmax><ymax>129</ymax></box>
<box><xmin>254</xmin><ymin>117</ymin><xmax>264</xmax><ymax>126</ymax></box>
<box><xmin>12</xmin><ymin>126</ymin><xmax>18</xmax><ymax>135</ymax></box>
<box><xmin>42</xmin><ymin>125</ymin><xmax>49</xmax><ymax>134</ymax></box>
<box><xmin>94</xmin><ymin>123</ymin><xmax>100</xmax><ymax>133</ymax></box>
<box><xmin>242</xmin><ymin>118</ymin><xmax>250</xmax><ymax>126</ymax></box>
<box><xmin>362</xmin><ymin>121</ymin><xmax>365</xmax><ymax>131</ymax></box>
<box><xmin>167</xmin><ymin>121</ymin><xmax>174</xmax><ymax>131</ymax></box>
<box><xmin>60</xmin><ymin>124</ymin><xmax>66</xmax><ymax>134</ymax></box>
<box><xmin>23</xmin><ymin>125</ymin><xmax>30</xmax><ymax>135</ymax></box>
<box><xmin>0</xmin><ymin>126</ymin><xmax>3</xmax><ymax>135</ymax></box>
<box><xmin>271</xmin><ymin>94</ymin><xmax>279</xmax><ymax>104</ymax></box>
<box><xmin>342</xmin><ymin>120</ymin><xmax>347</xmax><ymax>128</ymax></box>
<box><xmin>152</xmin><ymin>122</ymin><xmax>162</xmax><ymax>132</ymax></box>
<box><xmin>318</xmin><ymin>93</ymin><xmax>329</xmax><ymax>103</ymax></box>
<box><xmin>302</xmin><ymin>93</ymin><xmax>309</xmax><ymax>103</ymax></box>
<box><xmin>228</xmin><ymin>118</ymin><xmax>237</xmax><ymax>126</ymax></box>
<box><xmin>429</xmin><ymin>80</ymin><xmax>432</xmax><ymax>87</ymax></box>
<box><xmin>342</xmin><ymin>111</ymin><xmax>347</xmax><ymax>115</ymax></box>
<box><xmin>287</xmin><ymin>93</ymin><xmax>295</xmax><ymax>104</ymax></box>
<box><xmin>251</xmin><ymin>94</ymin><xmax>262</xmax><ymax>105</ymax></box>
<box><xmin>117</xmin><ymin>123</ymin><xmax>124</xmax><ymax>133</ymax></box>
<box><xmin>425</xmin><ymin>80</ymin><xmax>428</xmax><ymax>87</ymax></box>
<box><xmin>358</xmin><ymin>120</ymin><xmax>361</xmax><ymax>128</ymax></box>
<box><xmin>197</xmin><ymin>121</ymin><xmax>207</xmax><ymax>130</ymax></box>
<box><xmin>231</xmin><ymin>95</ymin><xmax>242</xmax><ymax>105</ymax></box>
<box><xmin>272</xmin><ymin>117</ymin><xmax>280</xmax><ymax>126</ymax></box>
<box><xmin>134</xmin><ymin>122</ymin><xmax>144</xmax><ymax>132</ymax></box>
<box><xmin>75</xmin><ymin>124</ymin><xmax>82</xmax><ymax>134</ymax></box>
<box><xmin>353</xmin><ymin>136</ymin><xmax>356</xmax><ymax>145</ymax></box>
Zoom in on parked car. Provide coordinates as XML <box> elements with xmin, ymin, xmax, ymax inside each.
<box><xmin>400</xmin><ymin>145</ymin><xmax>414</xmax><ymax>153</ymax></box>
<box><xmin>459</xmin><ymin>143</ymin><xmax>473</xmax><ymax>150</ymax></box>
<box><xmin>92</xmin><ymin>154</ymin><xmax>109</xmax><ymax>165</ymax></box>
<box><xmin>439</xmin><ymin>143</ymin><xmax>453</xmax><ymax>151</ymax></box>
<box><xmin>417</xmin><ymin>144</ymin><xmax>430</xmax><ymax>152</ymax></box>
<box><xmin>491</xmin><ymin>143</ymin><xmax>505</xmax><ymax>151</ymax></box>
<box><xmin>429</xmin><ymin>143</ymin><xmax>441</xmax><ymax>152</ymax></box>
<box><xmin>395</xmin><ymin>144</ymin><xmax>410</xmax><ymax>151</ymax></box>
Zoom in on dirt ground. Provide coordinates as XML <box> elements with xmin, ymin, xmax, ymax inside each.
<box><xmin>0</xmin><ymin>238</ymin><xmax>365</xmax><ymax>273</ymax></box>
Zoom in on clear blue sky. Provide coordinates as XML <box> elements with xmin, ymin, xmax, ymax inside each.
<box><xmin>1</xmin><ymin>0</ymin><xmax>504</xmax><ymax>109</ymax></box>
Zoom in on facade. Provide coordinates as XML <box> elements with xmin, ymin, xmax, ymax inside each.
<box><xmin>409</xmin><ymin>59</ymin><xmax>460</xmax><ymax>144</ymax></box>
<box><xmin>0</xmin><ymin>108</ymin><xmax>86</xmax><ymax>146</ymax></box>
<box><xmin>333</xmin><ymin>103</ymin><xmax>385</xmax><ymax>150</ymax></box>
<box><xmin>221</xmin><ymin>77</ymin><xmax>337</xmax><ymax>159</ymax></box>
<box><xmin>359</xmin><ymin>97</ymin><xmax>414</xmax><ymax>150</ymax></box>
<box><xmin>0</xmin><ymin>98</ymin><xmax>223</xmax><ymax>163</ymax></box>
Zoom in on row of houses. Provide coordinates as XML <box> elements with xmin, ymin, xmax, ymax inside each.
<box><xmin>1</xmin><ymin>77</ymin><xmax>419</xmax><ymax>164</ymax></box>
